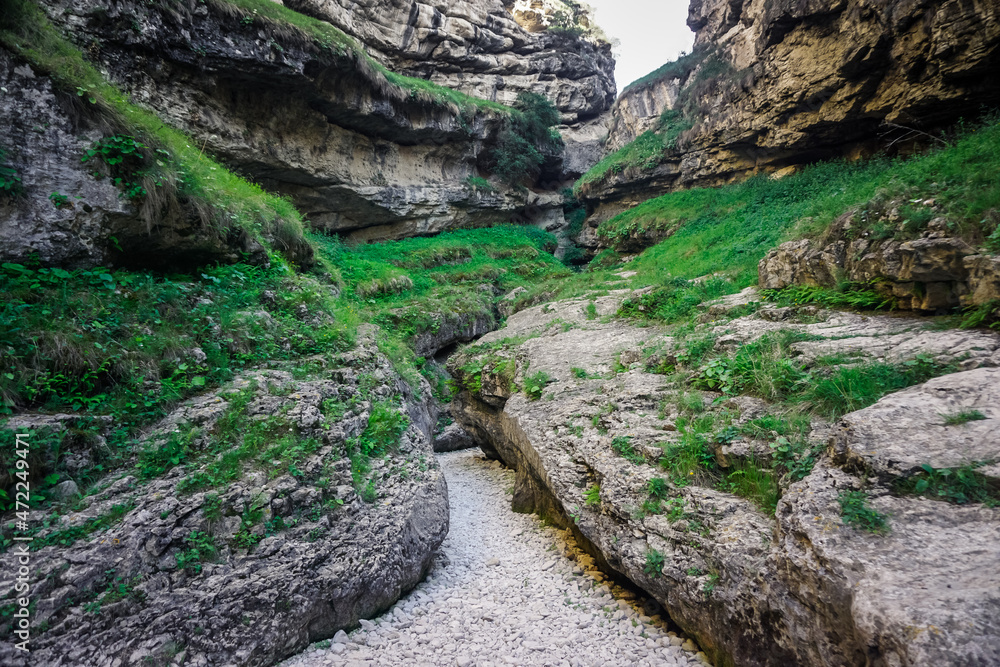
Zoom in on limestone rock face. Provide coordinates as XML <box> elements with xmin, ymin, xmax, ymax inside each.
<box><xmin>0</xmin><ymin>329</ymin><xmax>449</xmax><ymax>667</ymax></box>
<box><xmin>36</xmin><ymin>0</ymin><xmax>598</xmax><ymax>244</ymax></box>
<box><xmin>0</xmin><ymin>50</ymin><xmax>265</xmax><ymax>269</ymax></box>
<box><xmin>450</xmin><ymin>292</ymin><xmax>1000</xmax><ymax>666</ymax></box>
<box><xmin>582</xmin><ymin>0</ymin><xmax>1000</xmax><ymax>220</ymax></box>
<box><xmin>285</xmin><ymin>0</ymin><xmax>616</xmax><ymax>123</ymax></box>
<box><xmin>758</xmin><ymin>218</ymin><xmax>1000</xmax><ymax>311</ymax></box>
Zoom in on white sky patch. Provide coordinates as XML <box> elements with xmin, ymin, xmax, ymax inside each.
<box><xmin>585</xmin><ymin>0</ymin><xmax>696</xmax><ymax>94</ymax></box>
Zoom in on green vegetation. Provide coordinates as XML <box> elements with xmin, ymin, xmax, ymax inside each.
<box><xmin>524</xmin><ymin>371</ymin><xmax>552</xmax><ymax>401</ymax></box>
<box><xmin>941</xmin><ymin>410</ymin><xmax>988</xmax><ymax>426</ymax></box>
<box><xmin>643</xmin><ymin>549</ymin><xmax>665</xmax><ymax>578</ymax></box>
<box><xmin>175</xmin><ymin>531</ymin><xmax>218</xmax><ymax>574</ymax></box>
<box><xmin>584</xmin><ymin>484</ymin><xmax>601</xmax><ymax>507</ymax></box>
<box><xmin>0</xmin><ymin>147</ymin><xmax>22</xmax><ymax>197</ymax></box>
<box><xmin>464</xmin><ymin>176</ymin><xmax>495</xmax><ymax>193</ymax></box>
<box><xmin>719</xmin><ymin>460</ymin><xmax>780</xmax><ymax>514</ymax></box>
<box><xmin>761</xmin><ymin>283</ymin><xmax>896</xmax><ymax>311</ymax></box>
<box><xmin>0</xmin><ymin>0</ymin><xmax>312</xmax><ymax>258</ymax></box>
<box><xmin>575</xmin><ymin>109</ymin><xmax>693</xmax><ymax>192</ymax></box>
<box><xmin>587</xmin><ymin>114</ymin><xmax>1000</xmax><ymax>287</ymax></box>
<box><xmin>688</xmin><ymin>332</ymin><xmax>951</xmax><ymax>419</ymax></box>
<box><xmin>488</xmin><ymin>93</ymin><xmax>563</xmax><ymax>186</ymax></box>
<box><xmin>837</xmin><ymin>491</ymin><xmax>889</xmax><ymax>534</ymax></box>
<box><xmin>612</xmin><ymin>435</ymin><xmax>644</xmax><ymax>464</ymax></box>
<box><xmin>895</xmin><ymin>463</ymin><xmax>999</xmax><ymax>506</ymax></box>
<box><xmin>621</xmin><ymin>50</ymin><xmax>705</xmax><ymax>96</ymax></box>
<box><xmin>217</xmin><ymin>0</ymin><xmax>510</xmax><ymax>114</ymax></box>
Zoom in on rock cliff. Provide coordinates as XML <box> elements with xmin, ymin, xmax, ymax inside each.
<box><xmin>285</xmin><ymin>0</ymin><xmax>616</xmax><ymax>124</ymax></box>
<box><xmin>580</xmin><ymin>0</ymin><xmax>1000</xmax><ymax>223</ymax></box>
<box><xmin>24</xmin><ymin>0</ymin><xmax>614</xmax><ymax>248</ymax></box>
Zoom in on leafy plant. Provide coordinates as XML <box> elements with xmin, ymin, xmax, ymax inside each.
<box><xmin>175</xmin><ymin>531</ymin><xmax>217</xmax><ymax>573</ymax></box>
<box><xmin>48</xmin><ymin>191</ymin><xmax>70</xmax><ymax>208</ymax></box>
<box><xmin>584</xmin><ymin>484</ymin><xmax>601</xmax><ymax>507</ymax></box>
<box><xmin>895</xmin><ymin>463</ymin><xmax>998</xmax><ymax>506</ymax></box>
<box><xmin>0</xmin><ymin>148</ymin><xmax>22</xmax><ymax>196</ymax></box>
<box><xmin>644</xmin><ymin>549</ymin><xmax>665</xmax><ymax>578</ymax></box>
<box><xmin>524</xmin><ymin>371</ymin><xmax>552</xmax><ymax>401</ymax></box>
<box><xmin>837</xmin><ymin>491</ymin><xmax>889</xmax><ymax>535</ymax></box>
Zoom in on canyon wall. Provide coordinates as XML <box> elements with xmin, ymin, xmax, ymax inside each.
<box><xmin>580</xmin><ymin>0</ymin><xmax>1000</xmax><ymax>223</ymax></box>
<box><xmin>22</xmin><ymin>0</ymin><xmax>615</xmax><ymax>251</ymax></box>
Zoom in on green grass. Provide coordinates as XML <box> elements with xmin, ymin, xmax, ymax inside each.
<box><xmin>312</xmin><ymin>226</ymin><xmax>567</xmax><ymax>371</ymax></box>
<box><xmin>575</xmin><ymin>110</ymin><xmax>693</xmax><ymax>193</ymax></box>
<box><xmin>941</xmin><ymin>410</ymin><xmax>988</xmax><ymax>426</ymax></box>
<box><xmin>837</xmin><ymin>491</ymin><xmax>889</xmax><ymax>535</ymax></box>
<box><xmin>719</xmin><ymin>460</ymin><xmax>780</xmax><ymax>514</ymax></box>
<box><xmin>621</xmin><ymin>50</ymin><xmax>705</xmax><ymax>96</ymax></box>
<box><xmin>588</xmin><ymin>115</ymin><xmax>1000</xmax><ymax>287</ymax></box>
<box><xmin>690</xmin><ymin>332</ymin><xmax>953</xmax><ymax>419</ymax></box>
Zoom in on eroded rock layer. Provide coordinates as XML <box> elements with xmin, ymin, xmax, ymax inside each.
<box><xmin>450</xmin><ymin>291</ymin><xmax>1000</xmax><ymax>667</ymax></box>
<box><xmin>581</xmin><ymin>0</ymin><xmax>1000</xmax><ymax>222</ymax></box>
<box><xmin>31</xmin><ymin>0</ymin><xmax>606</xmax><ymax>244</ymax></box>
<box><xmin>0</xmin><ymin>328</ymin><xmax>449</xmax><ymax>667</ymax></box>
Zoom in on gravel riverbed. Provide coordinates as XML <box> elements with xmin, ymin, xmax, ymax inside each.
<box><xmin>281</xmin><ymin>449</ymin><xmax>709</xmax><ymax>667</ymax></box>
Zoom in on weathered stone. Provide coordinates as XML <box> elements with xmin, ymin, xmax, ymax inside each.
<box><xmin>759</xmin><ymin>231</ymin><xmax>999</xmax><ymax>312</ymax></box>
<box><xmin>434</xmin><ymin>423</ymin><xmax>478</xmax><ymax>453</ymax></box>
<box><xmin>832</xmin><ymin>367</ymin><xmax>1000</xmax><ymax>480</ymax></box>
<box><xmin>0</xmin><ymin>328</ymin><xmax>448</xmax><ymax>667</ymax></box>
<box><xmin>450</xmin><ymin>290</ymin><xmax>1000</xmax><ymax>667</ymax></box>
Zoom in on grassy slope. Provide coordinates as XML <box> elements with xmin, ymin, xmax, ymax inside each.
<box><xmin>603</xmin><ymin>116</ymin><xmax>1000</xmax><ymax>285</ymax></box>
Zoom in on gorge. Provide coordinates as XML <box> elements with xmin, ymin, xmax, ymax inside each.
<box><xmin>1</xmin><ymin>0</ymin><xmax>999</xmax><ymax>666</ymax></box>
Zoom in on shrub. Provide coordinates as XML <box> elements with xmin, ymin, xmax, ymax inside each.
<box><xmin>488</xmin><ymin>92</ymin><xmax>563</xmax><ymax>186</ymax></box>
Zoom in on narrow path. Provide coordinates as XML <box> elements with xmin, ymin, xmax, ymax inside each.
<box><xmin>281</xmin><ymin>450</ymin><xmax>707</xmax><ymax>667</ymax></box>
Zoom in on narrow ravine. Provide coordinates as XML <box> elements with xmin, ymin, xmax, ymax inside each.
<box><xmin>281</xmin><ymin>449</ymin><xmax>709</xmax><ymax>667</ymax></box>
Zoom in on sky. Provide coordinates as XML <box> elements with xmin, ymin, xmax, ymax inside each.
<box><xmin>585</xmin><ymin>0</ymin><xmax>696</xmax><ymax>93</ymax></box>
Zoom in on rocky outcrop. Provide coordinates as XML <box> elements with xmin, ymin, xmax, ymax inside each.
<box><xmin>0</xmin><ymin>49</ymin><xmax>266</xmax><ymax>269</ymax></box>
<box><xmin>285</xmin><ymin>0</ymin><xmax>616</xmax><ymax>124</ymax></box>
<box><xmin>0</xmin><ymin>327</ymin><xmax>449</xmax><ymax>666</ymax></box>
<box><xmin>758</xmin><ymin>214</ymin><xmax>1000</xmax><ymax>312</ymax></box>
<box><xmin>580</xmin><ymin>0</ymin><xmax>1000</xmax><ymax>221</ymax></box>
<box><xmin>449</xmin><ymin>292</ymin><xmax>1000</xmax><ymax>666</ymax></box>
<box><xmin>32</xmin><ymin>0</ymin><xmax>600</xmax><ymax>244</ymax></box>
